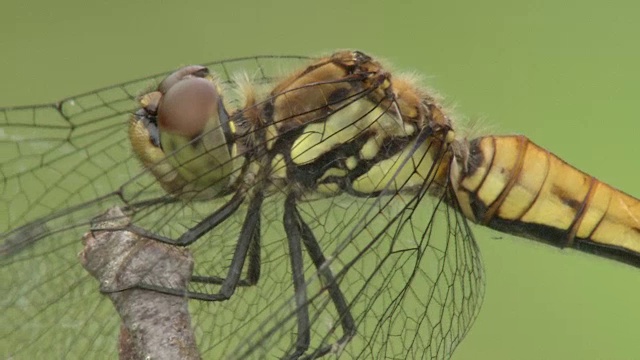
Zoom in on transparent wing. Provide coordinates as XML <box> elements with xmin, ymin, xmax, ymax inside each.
<box><xmin>0</xmin><ymin>55</ymin><xmax>310</xmax><ymax>358</ymax></box>
<box><xmin>220</xmin><ymin>155</ymin><xmax>486</xmax><ymax>359</ymax></box>
<box><xmin>1</xmin><ymin>55</ymin><xmax>484</xmax><ymax>359</ymax></box>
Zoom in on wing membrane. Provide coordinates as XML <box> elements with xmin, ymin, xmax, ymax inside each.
<box><xmin>1</xmin><ymin>54</ymin><xmax>484</xmax><ymax>359</ymax></box>
<box><xmin>226</xmin><ymin>182</ymin><xmax>484</xmax><ymax>358</ymax></box>
<box><xmin>1</xmin><ymin>56</ymin><xmax>310</xmax><ymax>357</ymax></box>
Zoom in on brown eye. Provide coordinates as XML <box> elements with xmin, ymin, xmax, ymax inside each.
<box><xmin>158</xmin><ymin>65</ymin><xmax>209</xmax><ymax>94</ymax></box>
<box><xmin>157</xmin><ymin>76</ymin><xmax>219</xmax><ymax>138</ymax></box>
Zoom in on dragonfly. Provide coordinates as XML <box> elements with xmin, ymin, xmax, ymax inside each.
<box><xmin>1</xmin><ymin>50</ymin><xmax>638</xmax><ymax>359</ymax></box>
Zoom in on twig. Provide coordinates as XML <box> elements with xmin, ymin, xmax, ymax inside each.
<box><xmin>79</xmin><ymin>207</ymin><xmax>200</xmax><ymax>360</ymax></box>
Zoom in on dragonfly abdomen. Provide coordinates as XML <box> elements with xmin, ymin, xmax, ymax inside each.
<box><xmin>451</xmin><ymin>135</ymin><xmax>640</xmax><ymax>266</ymax></box>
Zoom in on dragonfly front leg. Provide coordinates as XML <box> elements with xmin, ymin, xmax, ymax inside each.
<box><xmin>190</xmin><ymin>213</ymin><xmax>261</xmax><ymax>287</ymax></box>
<box><xmin>123</xmin><ymin>191</ymin><xmax>265</xmax><ymax>300</ymax></box>
<box><xmin>201</xmin><ymin>190</ymin><xmax>264</xmax><ymax>300</ymax></box>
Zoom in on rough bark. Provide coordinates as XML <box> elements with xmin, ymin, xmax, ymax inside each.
<box><xmin>79</xmin><ymin>207</ymin><xmax>200</xmax><ymax>360</ymax></box>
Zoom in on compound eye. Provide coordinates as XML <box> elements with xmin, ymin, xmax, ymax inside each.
<box><xmin>157</xmin><ymin>76</ymin><xmax>219</xmax><ymax>138</ymax></box>
<box><xmin>158</xmin><ymin>65</ymin><xmax>210</xmax><ymax>94</ymax></box>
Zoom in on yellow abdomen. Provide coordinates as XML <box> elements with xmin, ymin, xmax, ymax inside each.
<box><xmin>450</xmin><ymin>135</ymin><xmax>640</xmax><ymax>266</ymax></box>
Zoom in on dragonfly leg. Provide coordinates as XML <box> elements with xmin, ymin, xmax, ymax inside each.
<box><xmin>190</xmin><ymin>214</ymin><xmax>261</xmax><ymax>287</ymax></box>
<box><xmin>127</xmin><ymin>191</ymin><xmax>245</xmax><ymax>246</ymax></box>
<box><xmin>132</xmin><ymin>191</ymin><xmax>264</xmax><ymax>301</ymax></box>
<box><xmin>296</xmin><ymin>205</ymin><xmax>356</xmax><ymax>357</ymax></box>
<box><xmin>125</xmin><ymin>191</ymin><xmax>262</xmax><ymax>289</ymax></box>
<box><xmin>283</xmin><ymin>193</ymin><xmax>356</xmax><ymax>359</ymax></box>
<box><xmin>284</xmin><ymin>193</ymin><xmax>312</xmax><ymax>359</ymax></box>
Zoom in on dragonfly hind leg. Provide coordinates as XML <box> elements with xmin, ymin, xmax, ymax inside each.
<box><xmin>283</xmin><ymin>193</ymin><xmax>356</xmax><ymax>359</ymax></box>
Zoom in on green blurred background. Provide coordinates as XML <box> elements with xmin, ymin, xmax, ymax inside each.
<box><xmin>1</xmin><ymin>0</ymin><xmax>639</xmax><ymax>359</ymax></box>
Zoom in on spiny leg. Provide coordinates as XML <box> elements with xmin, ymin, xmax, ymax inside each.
<box><xmin>295</xmin><ymin>204</ymin><xmax>356</xmax><ymax>358</ymax></box>
<box><xmin>128</xmin><ymin>191</ymin><xmax>264</xmax><ymax>301</ymax></box>
<box><xmin>283</xmin><ymin>193</ymin><xmax>356</xmax><ymax>359</ymax></box>
<box><xmin>284</xmin><ymin>193</ymin><xmax>312</xmax><ymax>359</ymax></box>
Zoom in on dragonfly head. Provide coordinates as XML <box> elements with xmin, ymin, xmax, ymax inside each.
<box><xmin>129</xmin><ymin>66</ymin><xmax>243</xmax><ymax>200</ymax></box>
